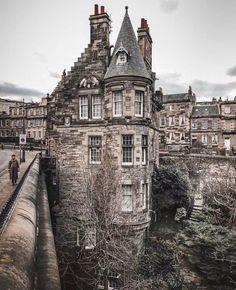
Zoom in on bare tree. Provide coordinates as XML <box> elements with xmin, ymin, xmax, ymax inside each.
<box><xmin>202</xmin><ymin>161</ymin><xmax>236</xmax><ymax>228</ymax></box>
<box><xmin>54</xmin><ymin>148</ymin><xmax>141</xmax><ymax>290</ymax></box>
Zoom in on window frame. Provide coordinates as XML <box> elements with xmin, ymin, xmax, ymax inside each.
<box><xmin>92</xmin><ymin>95</ymin><xmax>102</xmax><ymax>119</ymax></box>
<box><xmin>202</xmin><ymin>134</ymin><xmax>208</xmax><ymax>144</ymax></box>
<box><xmin>169</xmin><ymin>116</ymin><xmax>175</xmax><ymax>126</ymax></box>
<box><xmin>89</xmin><ymin>136</ymin><xmax>102</xmax><ymax>164</ymax></box>
<box><xmin>113</xmin><ymin>91</ymin><xmax>123</xmax><ymax>117</ymax></box>
<box><xmin>141</xmin><ymin>182</ymin><xmax>149</xmax><ymax>211</ymax></box>
<box><xmin>79</xmin><ymin>95</ymin><xmax>89</xmax><ymax>119</ymax></box>
<box><xmin>121</xmin><ymin>184</ymin><xmax>133</xmax><ymax>212</ymax></box>
<box><xmin>122</xmin><ymin>135</ymin><xmax>133</xmax><ymax>165</ymax></box>
<box><xmin>179</xmin><ymin>114</ymin><xmax>185</xmax><ymax>126</ymax></box>
<box><xmin>142</xmin><ymin>135</ymin><xmax>148</xmax><ymax>165</ymax></box>
<box><xmin>202</xmin><ymin>120</ymin><xmax>208</xmax><ymax>129</ymax></box>
<box><xmin>134</xmin><ymin>90</ymin><xmax>144</xmax><ymax>117</ymax></box>
<box><xmin>160</xmin><ymin>117</ymin><xmax>166</xmax><ymax>127</ymax></box>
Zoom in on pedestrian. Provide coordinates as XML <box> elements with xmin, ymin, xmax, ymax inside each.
<box><xmin>8</xmin><ymin>154</ymin><xmax>20</xmax><ymax>185</ymax></box>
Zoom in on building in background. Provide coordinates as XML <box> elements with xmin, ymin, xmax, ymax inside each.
<box><xmin>0</xmin><ymin>97</ymin><xmax>47</xmax><ymax>144</ymax></box>
<box><xmin>220</xmin><ymin>98</ymin><xmax>236</xmax><ymax>153</ymax></box>
<box><xmin>159</xmin><ymin>86</ymin><xmax>196</xmax><ymax>151</ymax></box>
<box><xmin>190</xmin><ymin>102</ymin><xmax>222</xmax><ymax>151</ymax></box>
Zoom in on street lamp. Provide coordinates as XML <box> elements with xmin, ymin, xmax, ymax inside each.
<box><xmin>20</xmin><ymin>98</ymin><xmax>26</xmax><ymax>162</ymax></box>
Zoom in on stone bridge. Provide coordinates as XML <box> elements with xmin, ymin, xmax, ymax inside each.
<box><xmin>0</xmin><ymin>153</ymin><xmax>61</xmax><ymax>290</ymax></box>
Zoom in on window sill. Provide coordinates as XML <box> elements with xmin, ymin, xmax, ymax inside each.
<box><xmin>122</xmin><ymin>163</ymin><xmax>133</xmax><ymax>167</ymax></box>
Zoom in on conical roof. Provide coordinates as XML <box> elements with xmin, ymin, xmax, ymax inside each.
<box><xmin>105</xmin><ymin>8</ymin><xmax>151</xmax><ymax>81</ymax></box>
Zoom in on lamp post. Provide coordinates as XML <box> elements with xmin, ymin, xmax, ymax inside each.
<box><xmin>21</xmin><ymin>99</ymin><xmax>26</xmax><ymax>162</ymax></box>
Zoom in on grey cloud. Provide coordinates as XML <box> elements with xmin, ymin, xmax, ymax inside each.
<box><xmin>158</xmin><ymin>72</ymin><xmax>236</xmax><ymax>98</ymax></box>
<box><xmin>160</xmin><ymin>0</ymin><xmax>179</xmax><ymax>13</ymax></box>
<box><xmin>227</xmin><ymin>66</ymin><xmax>236</xmax><ymax>77</ymax></box>
<box><xmin>191</xmin><ymin>80</ymin><xmax>236</xmax><ymax>97</ymax></box>
<box><xmin>0</xmin><ymin>81</ymin><xmax>45</xmax><ymax>100</ymax></box>
<box><xmin>49</xmin><ymin>71</ymin><xmax>60</xmax><ymax>79</ymax></box>
<box><xmin>157</xmin><ymin>72</ymin><xmax>186</xmax><ymax>94</ymax></box>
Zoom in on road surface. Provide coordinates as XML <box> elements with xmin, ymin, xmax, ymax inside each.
<box><xmin>0</xmin><ymin>150</ymin><xmax>16</xmax><ymax>174</ymax></box>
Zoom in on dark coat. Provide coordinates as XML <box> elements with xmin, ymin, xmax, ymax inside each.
<box><xmin>8</xmin><ymin>159</ymin><xmax>19</xmax><ymax>181</ymax></box>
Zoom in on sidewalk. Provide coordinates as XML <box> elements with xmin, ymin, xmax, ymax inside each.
<box><xmin>0</xmin><ymin>152</ymin><xmax>37</xmax><ymax>211</ymax></box>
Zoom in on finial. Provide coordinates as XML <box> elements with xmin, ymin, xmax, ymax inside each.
<box><xmin>125</xmin><ymin>6</ymin><xmax>128</xmax><ymax>14</ymax></box>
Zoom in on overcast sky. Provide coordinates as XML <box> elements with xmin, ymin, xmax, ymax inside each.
<box><xmin>0</xmin><ymin>0</ymin><xmax>236</xmax><ymax>102</ymax></box>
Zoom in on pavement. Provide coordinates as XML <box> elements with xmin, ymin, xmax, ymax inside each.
<box><xmin>0</xmin><ymin>150</ymin><xmax>37</xmax><ymax>212</ymax></box>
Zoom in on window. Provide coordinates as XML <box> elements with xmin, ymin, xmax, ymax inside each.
<box><xmin>169</xmin><ymin>105</ymin><xmax>174</xmax><ymax>111</ymax></box>
<box><xmin>28</xmin><ymin>131</ymin><xmax>31</xmax><ymax>138</ymax></box>
<box><xmin>39</xmin><ymin>131</ymin><xmax>41</xmax><ymax>138</ymax></box>
<box><xmin>179</xmin><ymin>115</ymin><xmax>185</xmax><ymax>126</ymax></box>
<box><xmin>84</xmin><ymin>228</ymin><xmax>96</xmax><ymax>250</ymax></box>
<box><xmin>160</xmin><ymin>117</ymin><xmax>166</xmax><ymax>127</ymax></box>
<box><xmin>122</xmin><ymin>135</ymin><xmax>133</xmax><ymax>164</ymax></box>
<box><xmin>202</xmin><ymin>120</ymin><xmax>208</xmax><ymax>129</ymax></box>
<box><xmin>169</xmin><ymin>116</ymin><xmax>175</xmax><ymax>126</ymax></box>
<box><xmin>89</xmin><ymin>136</ymin><xmax>102</xmax><ymax>164</ymax></box>
<box><xmin>192</xmin><ymin>120</ymin><xmax>197</xmax><ymax>129</ymax></box>
<box><xmin>142</xmin><ymin>135</ymin><xmax>148</xmax><ymax>165</ymax></box>
<box><xmin>169</xmin><ymin>132</ymin><xmax>175</xmax><ymax>141</ymax></box>
<box><xmin>212</xmin><ymin>134</ymin><xmax>218</xmax><ymax>144</ymax></box>
<box><xmin>224</xmin><ymin>106</ymin><xmax>231</xmax><ymax>114</ymax></box>
<box><xmin>92</xmin><ymin>95</ymin><xmax>102</xmax><ymax>118</ymax></box>
<box><xmin>122</xmin><ymin>185</ymin><xmax>132</xmax><ymax>212</ymax></box>
<box><xmin>202</xmin><ymin>134</ymin><xmax>208</xmax><ymax>144</ymax></box>
<box><xmin>142</xmin><ymin>183</ymin><xmax>149</xmax><ymax>210</ymax></box>
<box><xmin>135</xmin><ymin>91</ymin><xmax>144</xmax><ymax>116</ymax></box>
<box><xmin>117</xmin><ymin>52</ymin><xmax>127</xmax><ymax>64</ymax></box>
<box><xmin>212</xmin><ymin>119</ymin><xmax>218</xmax><ymax>129</ymax></box>
<box><xmin>33</xmin><ymin>131</ymin><xmax>36</xmax><ymax>138</ymax></box>
<box><xmin>79</xmin><ymin>96</ymin><xmax>88</xmax><ymax>119</ymax></box>
<box><xmin>113</xmin><ymin>91</ymin><xmax>122</xmax><ymax>117</ymax></box>
<box><xmin>180</xmin><ymin>132</ymin><xmax>185</xmax><ymax>142</ymax></box>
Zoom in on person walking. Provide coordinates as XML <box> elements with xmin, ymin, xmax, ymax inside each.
<box><xmin>8</xmin><ymin>154</ymin><xmax>19</xmax><ymax>185</ymax></box>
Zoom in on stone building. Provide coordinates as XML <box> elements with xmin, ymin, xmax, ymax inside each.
<box><xmin>220</xmin><ymin>98</ymin><xmax>236</xmax><ymax>152</ymax></box>
<box><xmin>190</xmin><ymin>102</ymin><xmax>222</xmax><ymax>150</ymax></box>
<box><xmin>0</xmin><ymin>98</ymin><xmax>47</xmax><ymax>142</ymax></box>
<box><xmin>26</xmin><ymin>98</ymin><xmax>47</xmax><ymax>141</ymax></box>
<box><xmin>47</xmin><ymin>5</ymin><xmax>159</xmax><ymax>286</ymax></box>
<box><xmin>0</xmin><ymin>98</ymin><xmax>22</xmax><ymax>114</ymax></box>
<box><xmin>159</xmin><ymin>86</ymin><xmax>196</xmax><ymax>150</ymax></box>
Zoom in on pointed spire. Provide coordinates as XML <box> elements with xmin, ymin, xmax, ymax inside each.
<box><xmin>125</xmin><ymin>6</ymin><xmax>128</xmax><ymax>14</ymax></box>
<box><xmin>105</xmin><ymin>8</ymin><xmax>151</xmax><ymax>81</ymax></box>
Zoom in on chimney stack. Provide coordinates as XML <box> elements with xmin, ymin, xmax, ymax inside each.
<box><xmin>101</xmin><ymin>6</ymin><xmax>105</xmax><ymax>14</ymax></box>
<box><xmin>94</xmin><ymin>4</ymin><xmax>99</xmax><ymax>15</ymax></box>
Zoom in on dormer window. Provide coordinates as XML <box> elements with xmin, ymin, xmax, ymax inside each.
<box><xmin>115</xmin><ymin>46</ymin><xmax>128</xmax><ymax>65</ymax></box>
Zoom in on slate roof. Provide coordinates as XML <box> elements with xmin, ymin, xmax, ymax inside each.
<box><xmin>162</xmin><ymin>93</ymin><xmax>191</xmax><ymax>103</ymax></box>
<box><xmin>192</xmin><ymin>105</ymin><xmax>220</xmax><ymax>117</ymax></box>
<box><xmin>104</xmin><ymin>9</ymin><xmax>151</xmax><ymax>81</ymax></box>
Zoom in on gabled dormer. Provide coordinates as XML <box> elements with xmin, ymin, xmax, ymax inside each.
<box><xmin>115</xmin><ymin>44</ymin><xmax>129</xmax><ymax>65</ymax></box>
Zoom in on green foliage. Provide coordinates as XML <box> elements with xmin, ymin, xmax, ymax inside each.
<box><xmin>177</xmin><ymin>221</ymin><xmax>236</xmax><ymax>288</ymax></box>
<box><xmin>137</xmin><ymin>239</ymin><xmax>182</xmax><ymax>289</ymax></box>
<box><xmin>152</xmin><ymin>164</ymin><xmax>192</xmax><ymax>220</ymax></box>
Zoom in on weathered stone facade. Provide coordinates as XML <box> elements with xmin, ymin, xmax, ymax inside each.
<box><xmin>220</xmin><ymin>99</ymin><xmax>236</xmax><ymax>151</ymax></box>
<box><xmin>48</xmin><ymin>4</ymin><xmax>159</xmax><ymax>264</ymax></box>
<box><xmin>159</xmin><ymin>87</ymin><xmax>196</xmax><ymax>150</ymax></box>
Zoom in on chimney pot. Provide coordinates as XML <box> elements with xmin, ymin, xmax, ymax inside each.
<box><xmin>141</xmin><ymin>18</ymin><xmax>145</xmax><ymax>28</ymax></box>
<box><xmin>94</xmin><ymin>4</ymin><xmax>99</xmax><ymax>15</ymax></box>
<box><xmin>101</xmin><ymin>6</ymin><xmax>105</xmax><ymax>13</ymax></box>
